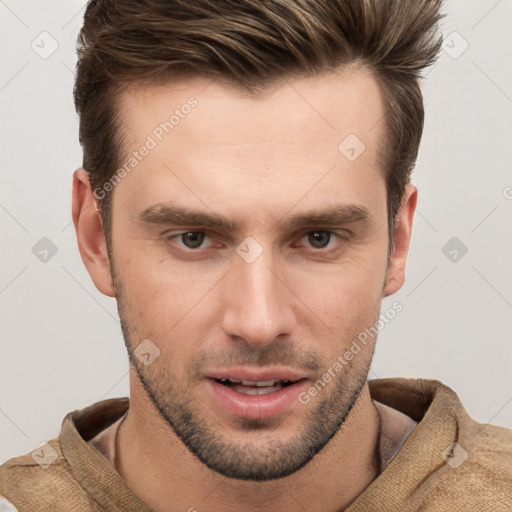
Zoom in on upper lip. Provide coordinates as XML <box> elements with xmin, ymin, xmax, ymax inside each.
<box><xmin>205</xmin><ymin>367</ymin><xmax>308</xmax><ymax>383</ymax></box>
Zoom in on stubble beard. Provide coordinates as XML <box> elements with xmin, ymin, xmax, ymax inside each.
<box><xmin>111</xmin><ymin>268</ymin><xmax>376</xmax><ymax>481</ymax></box>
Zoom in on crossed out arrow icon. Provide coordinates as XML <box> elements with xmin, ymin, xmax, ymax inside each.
<box><xmin>140</xmin><ymin>352</ymin><xmax>152</xmax><ymax>363</ymax></box>
<box><xmin>34</xmin><ymin>448</ymin><xmax>46</xmax><ymax>459</ymax></box>
<box><xmin>135</xmin><ymin>339</ymin><xmax>160</xmax><ymax>365</ymax></box>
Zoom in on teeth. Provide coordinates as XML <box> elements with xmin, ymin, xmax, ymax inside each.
<box><xmin>219</xmin><ymin>378</ymin><xmax>292</xmax><ymax>387</ymax></box>
<box><xmin>233</xmin><ymin>384</ymin><xmax>283</xmax><ymax>395</ymax></box>
<box><xmin>242</xmin><ymin>380</ymin><xmax>276</xmax><ymax>387</ymax></box>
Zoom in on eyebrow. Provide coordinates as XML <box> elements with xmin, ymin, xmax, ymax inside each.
<box><xmin>137</xmin><ymin>203</ymin><xmax>371</xmax><ymax>232</ymax></box>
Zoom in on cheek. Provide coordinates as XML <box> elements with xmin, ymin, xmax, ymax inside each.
<box><xmin>115</xmin><ymin>256</ymin><xmax>225</xmax><ymax>358</ymax></box>
<box><xmin>117</xmin><ymin>242</ymin><xmax>224</xmax><ymax>307</ymax></box>
<box><xmin>287</xmin><ymin>258</ymin><xmax>386</xmax><ymax>346</ymax></box>
<box><xmin>297</xmin><ymin>256</ymin><xmax>386</xmax><ymax>307</ymax></box>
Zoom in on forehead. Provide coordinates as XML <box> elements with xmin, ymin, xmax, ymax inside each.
<box><xmin>113</xmin><ymin>67</ymin><xmax>387</xmax><ymax>221</ymax></box>
<box><xmin>118</xmin><ymin>66</ymin><xmax>384</xmax><ymax>149</ymax></box>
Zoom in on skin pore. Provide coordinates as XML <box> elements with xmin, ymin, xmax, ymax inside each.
<box><xmin>72</xmin><ymin>66</ymin><xmax>417</xmax><ymax>511</ymax></box>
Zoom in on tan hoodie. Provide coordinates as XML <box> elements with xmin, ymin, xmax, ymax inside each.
<box><xmin>1</xmin><ymin>378</ymin><xmax>510</xmax><ymax>511</ymax></box>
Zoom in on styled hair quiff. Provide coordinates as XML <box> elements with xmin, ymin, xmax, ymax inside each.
<box><xmin>74</xmin><ymin>0</ymin><xmax>443</xmax><ymax>246</ymax></box>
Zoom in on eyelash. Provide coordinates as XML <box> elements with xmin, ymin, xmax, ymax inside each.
<box><xmin>163</xmin><ymin>230</ymin><xmax>348</xmax><ymax>254</ymax></box>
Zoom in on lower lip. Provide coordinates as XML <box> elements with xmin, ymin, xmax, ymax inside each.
<box><xmin>205</xmin><ymin>378</ymin><xmax>308</xmax><ymax>419</ymax></box>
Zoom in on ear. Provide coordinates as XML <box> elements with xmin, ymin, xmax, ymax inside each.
<box><xmin>383</xmin><ymin>183</ymin><xmax>417</xmax><ymax>297</ymax></box>
<box><xmin>72</xmin><ymin>168</ymin><xmax>116</xmax><ymax>297</ymax></box>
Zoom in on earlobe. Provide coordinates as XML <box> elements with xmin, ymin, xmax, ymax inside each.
<box><xmin>383</xmin><ymin>183</ymin><xmax>417</xmax><ymax>297</ymax></box>
<box><xmin>72</xmin><ymin>168</ymin><xmax>116</xmax><ymax>298</ymax></box>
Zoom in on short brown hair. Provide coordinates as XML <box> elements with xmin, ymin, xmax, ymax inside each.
<box><xmin>74</xmin><ymin>0</ymin><xmax>443</xmax><ymax>250</ymax></box>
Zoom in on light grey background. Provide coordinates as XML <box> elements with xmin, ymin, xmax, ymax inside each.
<box><xmin>1</xmin><ymin>0</ymin><xmax>511</xmax><ymax>464</ymax></box>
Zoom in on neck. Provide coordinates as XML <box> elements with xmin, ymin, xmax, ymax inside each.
<box><xmin>116</xmin><ymin>370</ymin><xmax>381</xmax><ymax>512</ymax></box>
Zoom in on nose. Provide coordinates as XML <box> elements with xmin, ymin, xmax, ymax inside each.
<box><xmin>221</xmin><ymin>248</ymin><xmax>296</xmax><ymax>348</ymax></box>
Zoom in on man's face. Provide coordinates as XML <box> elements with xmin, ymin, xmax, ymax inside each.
<box><xmin>105</xmin><ymin>68</ymin><xmax>398</xmax><ymax>480</ymax></box>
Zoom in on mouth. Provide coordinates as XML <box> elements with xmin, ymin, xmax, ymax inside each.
<box><xmin>204</xmin><ymin>368</ymin><xmax>309</xmax><ymax>419</ymax></box>
<box><xmin>214</xmin><ymin>377</ymin><xmax>296</xmax><ymax>395</ymax></box>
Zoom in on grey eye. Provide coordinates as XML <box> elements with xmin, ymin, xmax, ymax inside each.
<box><xmin>181</xmin><ymin>232</ymin><xmax>205</xmax><ymax>249</ymax></box>
<box><xmin>307</xmin><ymin>231</ymin><xmax>331</xmax><ymax>248</ymax></box>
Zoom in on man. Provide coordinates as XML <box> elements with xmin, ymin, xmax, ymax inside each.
<box><xmin>1</xmin><ymin>0</ymin><xmax>510</xmax><ymax>510</ymax></box>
